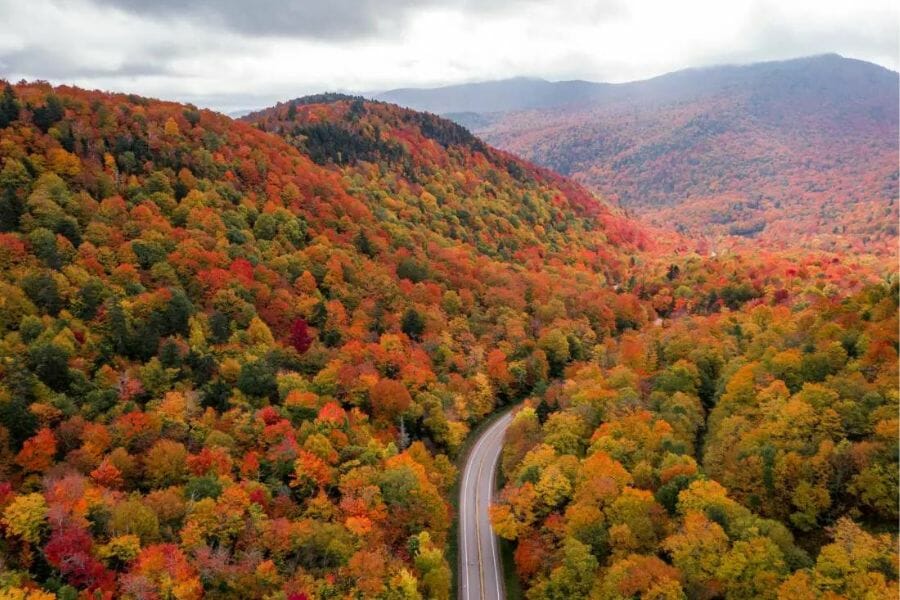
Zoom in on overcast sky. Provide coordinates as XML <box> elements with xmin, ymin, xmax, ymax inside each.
<box><xmin>0</xmin><ymin>0</ymin><xmax>897</xmax><ymax>112</ymax></box>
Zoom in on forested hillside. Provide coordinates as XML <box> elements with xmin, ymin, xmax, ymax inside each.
<box><xmin>0</xmin><ymin>81</ymin><xmax>895</xmax><ymax>600</ymax></box>
<box><xmin>0</xmin><ymin>81</ymin><xmax>658</xmax><ymax>599</ymax></box>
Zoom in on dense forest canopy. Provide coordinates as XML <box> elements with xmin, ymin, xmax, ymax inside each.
<box><xmin>0</xmin><ymin>80</ymin><xmax>895</xmax><ymax>600</ymax></box>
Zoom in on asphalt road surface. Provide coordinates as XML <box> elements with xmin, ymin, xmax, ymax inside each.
<box><xmin>459</xmin><ymin>410</ymin><xmax>514</xmax><ymax>600</ymax></box>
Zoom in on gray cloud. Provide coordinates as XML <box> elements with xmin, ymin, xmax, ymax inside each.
<box><xmin>0</xmin><ymin>47</ymin><xmax>179</xmax><ymax>80</ymax></box>
<box><xmin>0</xmin><ymin>0</ymin><xmax>894</xmax><ymax>112</ymax></box>
<box><xmin>717</xmin><ymin>2</ymin><xmax>899</xmax><ymax>68</ymax></box>
<box><xmin>91</xmin><ymin>0</ymin><xmax>562</xmax><ymax>40</ymax></box>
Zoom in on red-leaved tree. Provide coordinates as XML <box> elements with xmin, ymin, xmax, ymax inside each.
<box><xmin>289</xmin><ymin>318</ymin><xmax>313</xmax><ymax>354</ymax></box>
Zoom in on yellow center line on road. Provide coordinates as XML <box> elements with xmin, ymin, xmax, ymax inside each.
<box><xmin>474</xmin><ymin>429</ymin><xmax>489</xmax><ymax>599</ymax></box>
<box><xmin>486</xmin><ymin>420</ymin><xmax>505</xmax><ymax>600</ymax></box>
<box><xmin>472</xmin><ymin>414</ymin><xmax>509</xmax><ymax>599</ymax></box>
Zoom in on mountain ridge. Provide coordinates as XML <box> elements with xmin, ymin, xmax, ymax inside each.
<box><xmin>373</xmin><ymin>53</ymin><xmax>897</xmax><ymax>115</ymax></box>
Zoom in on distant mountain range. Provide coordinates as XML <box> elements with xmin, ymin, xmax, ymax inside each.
<box><xmin>374</xmin><ymin>54</ymin><xmax>899</xmax><ymax>254</ymax></box>
<box><xmin>375</xmin><ymin>77</ymin><xmax>614</xmax><ymax>114</ymax></box>
<box><xmin>375</xmin><ymin>53</ymin><xmax>896</xmax><ymax>120</ymax></box>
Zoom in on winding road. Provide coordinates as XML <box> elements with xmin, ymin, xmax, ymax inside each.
<box><xmin>459</xmin><ymin>410</ymin><xmax>515</xmax><ymax>600</ymax></box>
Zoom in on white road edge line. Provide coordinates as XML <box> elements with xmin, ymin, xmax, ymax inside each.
<box><xmin>475</xmin><ymin>432</ymin><xmax>487</xmax><ymax>598</ymax></box>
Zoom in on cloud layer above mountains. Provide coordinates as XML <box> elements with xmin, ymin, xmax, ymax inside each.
<box><xmin>0</xmin><ymin>0</ymin><xmax>896</xmax><ymax>112</ymax></box>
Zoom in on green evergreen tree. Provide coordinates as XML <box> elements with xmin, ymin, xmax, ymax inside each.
<box><xmin>0</xmin><ymin>84</ymin><xmax>20</xmax><ymax>128</ymax></box>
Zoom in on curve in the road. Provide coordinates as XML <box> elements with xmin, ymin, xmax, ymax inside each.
<box><xmin>459</xmin><ymin>410</ymin><xmax>515</xmax><ymax>600</ymax></box>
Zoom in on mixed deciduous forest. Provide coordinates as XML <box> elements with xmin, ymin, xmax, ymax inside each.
<box><xmin>0</xmin><ymin>79</ymin><xmax>895</xmax><ymax>600</ymax></box>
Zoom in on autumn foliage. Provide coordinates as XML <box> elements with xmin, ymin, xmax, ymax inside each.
<box><xmin>0</xmin><ymin>80</ymin><xmax>894</xmax><ymax>599</ymax></box>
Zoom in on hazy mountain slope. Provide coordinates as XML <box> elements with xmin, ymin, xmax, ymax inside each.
<box><xmin>384</xmin><ymin>55</ymin><xmax>900</xmax><ymax>255</ymax></box>
<box><xmin>376</xmin><ymin>54</ymin><xmax>898</xmax><ymax>117</ymax></box>
<box><xmin>375</xmin><ymin>77</ymin><xmax>612</xmax><ymax>114</ymax></box>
